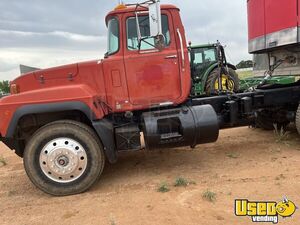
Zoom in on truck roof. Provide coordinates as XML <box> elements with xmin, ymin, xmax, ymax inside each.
<box><xmin>105</xmin><ymin>4</ymin><xmax>179</xmax><ymax>24</ymax></box>
<box><xmin>191</xmin><ymin>43</ymin><xmax>216</xmax><ymax>49</ymax></box>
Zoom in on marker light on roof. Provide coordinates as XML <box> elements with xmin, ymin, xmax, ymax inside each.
<box><xmin>114</xmin><ymin>4</ymin><xmax>127</xmax><ymax>10</ymax></box>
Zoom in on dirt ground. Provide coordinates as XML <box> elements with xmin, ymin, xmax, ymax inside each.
<box><xmin>0</xmin><ymin>126</ymin><xmax>300</xmax><ymax>225</ymax></box>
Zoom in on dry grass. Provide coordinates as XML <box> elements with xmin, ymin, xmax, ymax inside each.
<box><xmin>273</xmin><ymin>124</ymin><xmax>290</xmax><ymax>143</ymax></box>
<box><xmin>226</xmin><ymin>152</ymin><xmax>239</xmax><ymax>159</ymax></box>
<box><xmin>0</xmin><ymin>155</ymin><xmax>7</xmax><ymax>166</ymax></box>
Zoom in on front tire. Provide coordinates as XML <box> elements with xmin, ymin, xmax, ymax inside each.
<box><xmin>24</xmin><ymin>120</ymin><xmax>105</xmax><ymax>196</ymax></box>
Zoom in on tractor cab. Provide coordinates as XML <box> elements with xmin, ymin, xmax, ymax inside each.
<box><xmin>189</xmin><ymin>44</ymin><xmax>218</xmax><ymax>82</ymax></box>
<box><xmin>189</xmin><ymin>43</ymin><xmax>239</xmax><ymax>96</ymax></box>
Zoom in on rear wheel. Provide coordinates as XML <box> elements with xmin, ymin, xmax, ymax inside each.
<box><xmin>205</xmin><ymin>68</ymin><xmax>239</xmax><ymax>94</ymax></box>
<box><xmin>23</xmin><ymin>120</ymin><xmax>105</xmax><ymax>196</ymax></box>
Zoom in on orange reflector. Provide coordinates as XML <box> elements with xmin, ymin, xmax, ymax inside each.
<box><xmin>10</xmin><ymin>84</ymin><xmax>20</xmax><ymax>94</ymax></box>
<box><xmin>114</xmin><ymin>4</ymin><xmax>127</xmax><ymax>10</ymax></box>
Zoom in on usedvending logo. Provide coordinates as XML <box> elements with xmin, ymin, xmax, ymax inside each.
<box><xmin>235</xmin><ymin>198</ymin><xmax>297</xmax><ymax>224</ymax></box>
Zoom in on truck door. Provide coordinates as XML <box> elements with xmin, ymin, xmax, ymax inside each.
<box><xmin>123</xmin><ymin>11</ymin><xmax>182</xmax><ymax>106</ymax></box>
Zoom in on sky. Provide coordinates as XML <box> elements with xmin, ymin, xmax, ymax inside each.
<box><xmin>0</xmin><ymin>0</ymin><xmax>250</xmax><ymax>81</ymax></box>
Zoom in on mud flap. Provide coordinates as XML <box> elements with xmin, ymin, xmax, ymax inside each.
<box><xmin>93</xmin><ymin>119</ymin><xmax>117</xmax><ymax>164</ymax></box>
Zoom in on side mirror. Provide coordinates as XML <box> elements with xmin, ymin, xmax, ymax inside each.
<box><xmin>154</xmin><ymin>34</ymin><xmax>165</xmax><ymax>51</ymax></box>
<box><xmin>135</xmin><ymin>0</ymin><xmax>164</xmax><ymax>51</ymax></box>
<box><xmin>149</xmin><ymin>0</ymin><xmax>162</xmax><ymax>37</ymax></box>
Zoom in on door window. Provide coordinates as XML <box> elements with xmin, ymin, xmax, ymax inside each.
<box><xmin>107</xmin><ymin>17</ymin><xmax>119</xmax><ymax>55</ymax></box>
<box><xmin>126</xmin><ymin>15</ymin><xmax>171</xmax><ymax>51</ymax></box>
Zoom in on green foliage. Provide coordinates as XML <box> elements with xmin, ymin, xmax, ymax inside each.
<box><xmin>174</xmin><ymin>177</ymin><xmax>196</xmax><ymax>187</ymax></box>
<box><xmin>174</xmin><ymin>177</ymin><xmax>188</xmax><ymax>187</ymax></box>
<box><xmin>202</xmin><ymin>190</ymin><xmax>217</xmax><ymax>202</ymax></box>
<box><xmin>236</xmin><ymin>60</ymin><xmax>253</xmax><ymax>69</ymax></box>
<box><xmin>0</xmin><ymin>80</ymin><xmax>10</xmax><ymax>94</ymax></box>
<box><xmin>157</xmin><ymin>182</ymin><xmax>170</xmax><ymax>193</ymax></box>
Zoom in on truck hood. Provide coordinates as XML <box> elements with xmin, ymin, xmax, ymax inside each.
<box><xmin>11</xmin><ymin>60</ymin><xmax>103</xmax><ymax>93</ymax></box>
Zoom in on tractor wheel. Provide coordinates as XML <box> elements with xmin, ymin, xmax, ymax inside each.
<box><xmin>23</xmin><ymin>120</ymin><xmax>105</xmax><ymax>196</ymax></box>
<box><xmin>205</xmin><ymin>68</ymin><xmax>239</xmax><ymax>94</ymax></box>
<box><xmin>255</xmin><ymin>111</ymin><xmax>289</xmax><ymax>130</ymax></box>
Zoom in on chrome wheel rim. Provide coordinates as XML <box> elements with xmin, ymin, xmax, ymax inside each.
<box><xmin>39</xmin><ymin>138</ymin><xmax>88</xmax><ymax>183</ymax></box>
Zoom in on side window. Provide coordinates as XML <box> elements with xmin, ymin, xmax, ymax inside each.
<box><xmin>107</xmin><ymin>17</ymin><xmax>119</xmax><ymax>55</ymax></box>
<box><xmin>204</xmin><ymin>49</ymin><xmax>216</xmax><ymax>62</ymax></box>
<box><xmin>194</xmin><ymin>52</ymin><xmax>203</xmax><ymax>64</ymax></box>
<box><xmin>126</xmin><ymin>15</ymin><xmax>171</xmax><ymax>51</ymax></box>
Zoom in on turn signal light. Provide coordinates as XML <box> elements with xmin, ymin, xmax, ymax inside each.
<box><xmin>10</xmin><ymin>84</ymin><xmax>20</xmax><ymax>94</ymax></box>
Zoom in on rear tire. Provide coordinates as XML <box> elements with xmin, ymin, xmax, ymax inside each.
<box><xmin>23</xmin><ymin>120</ymin><xmax>105</xmax><ymax>196</ymax></box>
<box><xmin>205</xmin><ymin>68</ymin><xmax>239</xmax><ymax>94</ymax></box>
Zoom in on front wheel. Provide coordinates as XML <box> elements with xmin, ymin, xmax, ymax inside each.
<box><xmin>24</xmin><ymin>120</ymin><xmax>105</xmax><ymax>196</ymax></box>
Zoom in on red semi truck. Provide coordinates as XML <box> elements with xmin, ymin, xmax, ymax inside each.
<box><xmin>1</xmin><ymin>1</ymin><xmax>300</xmax><ymax>196</ymax></box>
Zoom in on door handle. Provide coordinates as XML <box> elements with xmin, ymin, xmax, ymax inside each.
<box><xmin>165</xmin><ymin>55</ymin><xmax>178</xmax><ymax>59</ymax></box>
<box><xmin>177</xmin><ymin>28</ymin><xmax>185</xmax><ymax>72</ymax></box>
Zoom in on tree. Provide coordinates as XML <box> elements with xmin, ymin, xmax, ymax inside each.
<box><xmin>236</xmin><ymin>60</ymin><xmax>253</xmax><ymax>69</ymax></box>
<box><xmin>0</xmin><ymin>80</ymin><xmax>10</xmax><ymax>94</ymax></box>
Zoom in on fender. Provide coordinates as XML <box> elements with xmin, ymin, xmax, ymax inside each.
<box><xmin>4</xmin><ymin>101</ymin><xmax>117</xmax><ymax>163</ymax></box>
<box><xmin>6</xmin><ymin>101</ymin><xmax>96</xmax><ymax>138</ymax></box>
<box><xmin>201</xmin><ymin>63</ymin><xmax>237</xmax><ymax>91</ymax></box>
<box><xmin>0</xmin><ymin>84</ymin><xmax>107</xmax><ymax>137</ymax></box>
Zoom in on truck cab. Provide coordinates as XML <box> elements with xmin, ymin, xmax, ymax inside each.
<box><xmin>102</xmin><ymin>3</ymin><xmax>191</xmax><ymax>112</ymax></box>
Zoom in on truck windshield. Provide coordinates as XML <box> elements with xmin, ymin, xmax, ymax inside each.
<box><xmin>107</xmin><ymin>18</ymin><xmax>119</xmax><ymax>55</ymax></box>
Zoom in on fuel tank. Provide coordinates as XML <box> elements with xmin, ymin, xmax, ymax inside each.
<box><xmin>142</xmin><ymin>105</ymin><xmax>219</xmax><ymax>149</ymax></box>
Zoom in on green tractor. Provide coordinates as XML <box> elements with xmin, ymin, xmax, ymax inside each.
<box><xmin>189</xmin><ymin>42</ymin><xmax>239</xmax><ymax>96</ymax></box>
